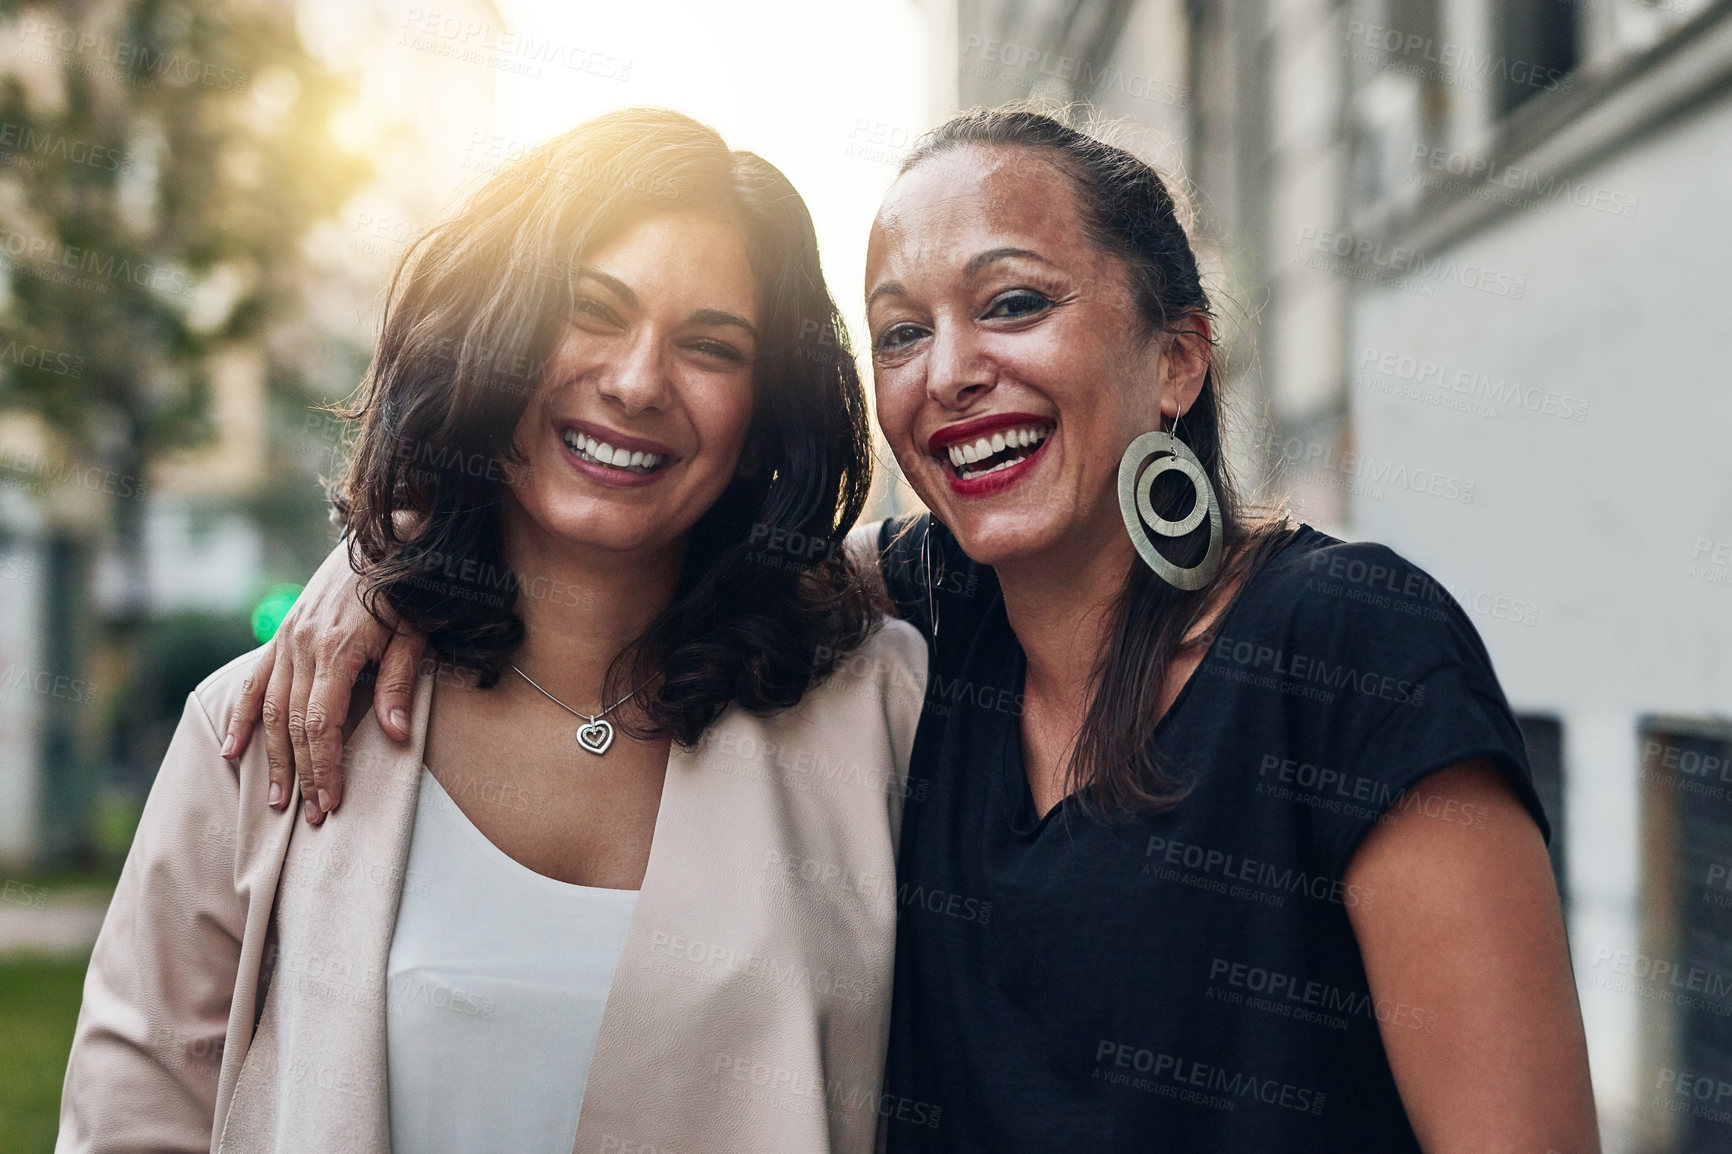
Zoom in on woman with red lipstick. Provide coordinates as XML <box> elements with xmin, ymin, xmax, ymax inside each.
<box><xmin>58</xmin><ymin>109</ymin><xmax>921</xmax><ymax>1154</ymax></box>
<box><xmin>222</xmin><ymin>108</ymin><xmax>1598</xmax><ymax>1151</ymax></box>
<box><xmin>858</xmin><ymin>110</ymin><xmax>1596</xmax><ymax>1152</ymax></box>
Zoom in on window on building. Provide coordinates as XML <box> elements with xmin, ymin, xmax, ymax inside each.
<box><xmin>1638</xmin><ymin>718</ymin><xmax>1732</xmax><ymax>1152</ymax></box>
<box><xmin>1493</xmin><ymin>0</ymin><xmax>1579</xmax><ymax>119</ymax></box>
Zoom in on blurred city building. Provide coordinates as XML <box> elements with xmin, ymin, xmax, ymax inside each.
<box><xmin>1</xmin><ymin>0</ymin><xmax>940</xmax><ymax>867</ymax></box>
<box><xmin>948</xmin><ymin>0</ymin><xmax>1731</xmax><ymax>1149</ymax></box>
<box><xmin>0</xmin><ymin>0</ymin><xmax>505</xmax><ymax>868</ymax></box>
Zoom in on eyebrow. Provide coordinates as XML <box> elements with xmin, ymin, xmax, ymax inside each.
<box><xmin>690</xmin><ymin>308</ymin><xmax>758</xmax><ymax>340</ymax></box>
<box><xmin>577</xmin><ymin>268</ymin><xmax>757</xmax><ymax>340</ymax></box>
<box><xmin>866</xmin><ymin>280</ymin><xmax>906</xmax><ymax>310</ymax></box>
<box><xmin>866</xmin><ymin>247</ymin><xmax>1057</xmax><ymax>311</ymax></box>
<box><xmin>965</xmin><ymin>247</ymin><xmax>1054</xmax><ymax>275</ymax></box>
<box><xmin>577</xmin><ymin>267</ymin><xmax>636</xmax><ymax>307</ymax></box>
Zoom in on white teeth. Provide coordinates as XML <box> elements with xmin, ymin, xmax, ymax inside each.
<box><xmin>562</xmin><ymin>429</ymin><xmax>665</xmax><ymax>472</ymax></box>
<box><xmin>942</xmin><ymin>424</ymin><xmax>1054</xmax><ymax>480</ymax></box>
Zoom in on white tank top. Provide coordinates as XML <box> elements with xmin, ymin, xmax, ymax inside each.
<box><xmin>386</xmin><ymin>765</ymin><xmax>638</xmax><ymax>1154</ymax></box>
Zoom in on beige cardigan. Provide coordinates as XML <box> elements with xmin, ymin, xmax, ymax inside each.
<box><xmin>56</xmin><ymin>619</ymin><xmax>927</xmax><ymax>1154</ymax></box>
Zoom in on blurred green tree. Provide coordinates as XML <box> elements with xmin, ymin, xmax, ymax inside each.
<box><xmin>0</xmin><ymin>0</ymin><xmax>372</xmax><ymax>860</ymax></box>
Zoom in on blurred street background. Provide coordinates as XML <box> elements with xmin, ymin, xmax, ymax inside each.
<box><xmin>0</xmin><ymin>0</ymin><xmax>1728</xmax><ymax>1150</ymax></box>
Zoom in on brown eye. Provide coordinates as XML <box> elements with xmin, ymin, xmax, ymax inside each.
<box><xmin>689</xmin><ymin>339</ymin><xmax>746</xmax><ymax>364</ymax></box>
<box><xmin>983</xmin><ymin>289</ymin><xmax>1051</xmax><ymax>320</ymax></box>
<box><xmin>873</xmin><ymin>322</ymin><xmax>927</xmax><ymax>352</ymax></box>
<box><xmin>574</xmin><ymin>296</ymin><xmax>620</xmax><ymax>325</ymax></box>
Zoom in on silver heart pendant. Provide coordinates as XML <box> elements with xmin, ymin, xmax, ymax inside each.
<box><xmin>576</xmin><ymin>719</ymin><xmax>614</xmax><ymax>755</ymax></box>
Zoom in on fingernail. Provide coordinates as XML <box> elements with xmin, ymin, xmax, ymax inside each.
<box><xmin>317</xmin><ymin>788</ymin><xmax>332</xmax><ymax>812</ymax></box>
<box><xmin>303</xmin><ymin>798</ymin><xmax>321</xmax><ymax>824</ymax></box>
<box><xmin>268</xmin><ymin>782</ymin><xmax>283</xmax><ymax>807</ymax></box>
<box><xmin>220</xmin><ymin>734</ymin><xmax>237</xmax><ymax>758</ymax></box>
<box><xmin>389</xmin><ymin>708</ymin><xmax>408</xmax><ymax>733</ymax></box>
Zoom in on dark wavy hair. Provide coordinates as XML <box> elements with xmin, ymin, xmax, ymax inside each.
<box><xmin>898</xmin><ymin>106</ymin><xmax>1293</xmax><ymax>818</ymax></box>
<box><xmin>334</xmin><ymin>107</ymin><xmax>878</xmax><ymax>745</ymax></box>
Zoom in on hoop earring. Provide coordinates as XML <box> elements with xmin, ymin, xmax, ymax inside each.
<box><xmin>1116</xmin><ymin>411</ymin><xmax>1223</xmax><ymax>591</ymax></box>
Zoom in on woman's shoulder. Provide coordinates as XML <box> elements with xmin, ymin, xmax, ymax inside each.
<box><xmin>816</xmin><ymin>614</ymin><xmax>929</xmax><ymax>714</ymax></box>
<box><xmin>1253</xmin><ymin>525</ymin><xmax>1435</xmax><ymax>598</ymax></box>
<box><xmin>695</xmin><ymin>614</ymin><xmax>926</xmax><ymax>804</ymax></box>
<box><xmin>189</xmin><ymin>645</ymin><xmax>274</xmax><ymax>733</ymax></box>
<box><xmin>191</xmin><ymin>643</ymin><xmax>379</xmax><ymax>742</ymax></box>
<box><xmin>1217</xmin><ymin>528</ymin><xmax>1547</xmax><ymax>872</ymax></box>
<box><xmin>1236</xmin><ymin>525</ymin><xmax>1483</xmax><ymax>657</ymax></box>
<box><xmin>133</xmin><ymin>647</ymin><xmax>298</xmax><ymax>894</ymax></box>
<box><xmin>1199</xmin><ymin>524</ymin><xmax>1512</xmax><ymax>731</ymax></box>
<box><xmin>867</xmin><ymin>612</ymin><xmax>928</xmax><ymax>664</ymax></box>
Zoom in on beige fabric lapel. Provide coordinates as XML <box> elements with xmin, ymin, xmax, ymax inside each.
<box><xmin>217</xmin><ymin>668</ymin><xmax>434</xmax><ymax>1154</ymax></box>
<box><xmin>212</xmin><ymin>618</ymin><xmax>922</xmax><ymax>1154</ymax></box>
<box><xmin>572</xmin><ymin>620</ymin><xmax>924</xmax><ymax>1154</ymax></box>
<box><xmin>208</xmin><ymin>741</ymin><xmax>298</xmax><ymax>1146</ymax></box>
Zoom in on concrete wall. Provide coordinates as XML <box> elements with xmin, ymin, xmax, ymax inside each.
<box><xmin>1349</xmin><ymin>74</ymin><xmax>1732</xmax><ymax>1154</ymax></box>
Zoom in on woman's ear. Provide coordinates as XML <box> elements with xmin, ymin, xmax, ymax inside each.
<box><xmin>1160</xmin><ymin>318</ymin><xmax>1213</xmax><ymax>417</ymax></box>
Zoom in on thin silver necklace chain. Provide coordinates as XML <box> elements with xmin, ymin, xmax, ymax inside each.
<box><xmin>509</xmin><ymin>662</ymin><xmax>651</xmax><ymax>724</ymax></box>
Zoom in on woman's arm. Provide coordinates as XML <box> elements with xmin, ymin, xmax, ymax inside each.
<box><xmin>222</xmin><ymin>537</ymin><xmax>425</xmax><ymax>824</ymax></box>
<box><xmin>59</xmin><ymin>693</ymin><xmax>252</xmax><ymax>1152</ymax></box>
<box><xmin>1345</xmin><ymin>759</ymin><xmax>1600</xmax><ymax>1153</ymax></box>
<box><xmin>236</xmin><ymin>517</ymin><xmax>880</xmax><ymax>823</ymax></box>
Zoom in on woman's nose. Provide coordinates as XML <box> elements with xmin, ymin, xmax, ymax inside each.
<box><xmin>924</xmin><ymin>322</ymin><xmax>994</xmax><ymax>410</ymax></box>
<box><xmin>596</xmin><ymin>332</ymin><xmax>672</xmax><ymax>415</ymax></box>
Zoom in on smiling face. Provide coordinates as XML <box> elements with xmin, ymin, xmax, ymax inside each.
<box><xmin>504</xmin><ymin>211</ymin><xmax>759</xmax><ymax>565</ymax></box>
<box><xmin>866</xmin><ymin>145</ymin><xmax>1208</xmax><ymax>574</ymax></box>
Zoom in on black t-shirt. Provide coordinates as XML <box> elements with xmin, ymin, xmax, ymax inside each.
<box><xmin>875</xmin><ymin>516</ymin><xmax>1549</xmax><ymax>1153</ymax></box>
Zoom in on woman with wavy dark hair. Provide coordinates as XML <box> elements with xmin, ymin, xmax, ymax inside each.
<box><xmin>56</xmin><ymin>108</ymin><xmax>924</xmax><ymax>1154</ymax></box>
<box><xmin>223</xmin><ymin>107</ymin><xmax>1598</xmax><ymax>1150</ymax></box>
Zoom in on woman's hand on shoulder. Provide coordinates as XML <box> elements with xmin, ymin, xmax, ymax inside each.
<box><xmin>221</xmin><ymin>536</ymin><xmax>426</xmax><ymax>825</ymax></box>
